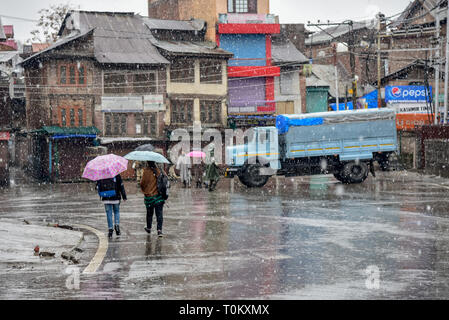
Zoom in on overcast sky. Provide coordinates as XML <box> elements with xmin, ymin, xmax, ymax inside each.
<box><xmin>0</xmin><ymin>0</ymin><xmax>412</xmax><ymax>43</ymax></box>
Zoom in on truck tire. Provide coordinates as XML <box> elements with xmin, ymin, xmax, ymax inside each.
<box><xmin>341</xmin><ymin>161</ymin><xmax>369</xmax><ymax>184</ymax></box>
<box><xmin>239</xmin><ymin>164</ymin><xmax>270</xmax><ymax>188</ymax></box>
<box><xmin>333</xmin><ymin>171</ymin><xmax>349</xmax><ymax>184</ymax></box>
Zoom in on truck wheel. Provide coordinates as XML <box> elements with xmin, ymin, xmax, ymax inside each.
<box><xmin>333</xmin><ymin>171</ymin><xmax>349</xmax><ymax>184</ymax></box>
<box><xmin>240</xmin><ymin>164</ymin><xmax>270</xmax><ymax>188</ymax></box>
<box><xmin>342</xmin><ymin>161</ymin><xmax>369</xmax><ymax>184</ymax></box>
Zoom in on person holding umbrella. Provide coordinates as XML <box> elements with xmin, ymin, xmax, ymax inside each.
<box><xmin>124</xmin><ymin>150</ymin><xmax>171</xmax><ymax>238</ymax></box>
<box><xmin>82</xmin><ymin>154</ymin><xmax>128</xmax><ymax>239</ymax></box>
<box><xmin>140</xmin><ymin>161</ymin><xmax>166</xmax><ymax>237</ymax></box>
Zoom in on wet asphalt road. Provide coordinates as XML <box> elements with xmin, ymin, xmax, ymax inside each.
<box><xmin>1</xmin><ymin>170</ymin><xmax>449</xmax><ymax>300</ymax></box>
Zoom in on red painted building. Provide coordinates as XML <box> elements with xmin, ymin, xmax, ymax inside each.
<box><xmin>217</xmin><ymin>13</ymin><xmax>280</xmax><ymax>115</ymax></box>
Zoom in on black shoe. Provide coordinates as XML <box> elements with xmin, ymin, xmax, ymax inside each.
<box><xmin>108</xmin><ymin>229</ymin><xmax>113</xmax><ymax>238</ymax></box>
<box><xmin>144</xmin><ymin>227</ymin><xmax>151</xmax><ymax>234</ymax></box>
<box><xmin>157</xmin><ymin>230</ymin><xmax>163</xmax><ymax>238</ymax></box>
<box><xmin>115</xmin><ymin>225</ymin><xmax>121</xmax><ymax>236</ymax></box>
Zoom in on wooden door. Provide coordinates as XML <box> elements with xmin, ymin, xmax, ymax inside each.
<box><xmin>276</xmin><ymin>101</ymin><xmax>295</xmax><ymax>115</ymax></box>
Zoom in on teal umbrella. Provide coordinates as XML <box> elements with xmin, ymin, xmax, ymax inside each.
<box><xmin>125</xmin><ymin>151</ymin><xmax>171</xmax><ymax>164</ymax></box>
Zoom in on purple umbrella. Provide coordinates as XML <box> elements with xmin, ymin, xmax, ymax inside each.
<box><xmin>82</xmin><ymin>154</ymin><xmax>129</xmax><ymax>181</ymax></box>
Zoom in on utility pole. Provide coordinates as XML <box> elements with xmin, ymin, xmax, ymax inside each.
<box><xmin>307</xmin><ymin>20</ymin><xmax>356</xmax><ymax>111</ymax></box>
<box><xmin>434</xmin><ymin>10</ymin><xmax>441</xmax><ymax>125</ymax></box>
<box><xmin>333</xmin><ymin>43</ymin><xmax>339</xmax><ymax>111</ymax></box>
<box><xmin>348</xmin><ymin>21</ymin><xmax>357</xmax><ymax>109</ymax></box>
<box><xmin>444</xmin><ymin>3</ymin><xmax>449</xmax><ymax>124</ymax></box>
<box><xmin>377</xmin><ymin>13</ymin><xmax>384</xmax><ymax>109</ymax></box>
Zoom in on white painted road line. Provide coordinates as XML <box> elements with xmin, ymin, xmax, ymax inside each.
<box><xmin>73</xmin><ymin>224</ymin><xmax>108</xmax><ymax>275</ymax></box>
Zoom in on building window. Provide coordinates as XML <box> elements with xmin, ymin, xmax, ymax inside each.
<box><xmin>135</xmin><ymin>113</ymin><xmax>158</xmax><ymax>136</ymax></box>
<box><xmin>70</xmin><ymin>108</ymin><xmax>75</xmax><ymax>127</ymax></box>
<box><xmin>78</xmin><ymin>109</ymin><xmax>84</xmax><ymax>126</ymax></box>
<box><xmin>105</xmin><ymin>113</ymin><xmax>127</xmax><ymax>136</ymax></box>
<box><xmin>104</xmin><ymin>73</ymin><xmax>128</xmax><ymax>94</ymax></box>
<box><xmin>58</xmin><ymin>106</ymin><xmax>85</xmax><ymax>127</ymax></box>
<box><xmin>61</xmin><ymin>108</ymin><xmax>66</xmax><ymax>127</ymax></box>
<box><xmin>58</xmin><ymin>63</ymin><xmax>87</xmax><ymax>86</ymax></box>
<box><xmin>171</xmin><ymin>99</ymin><xmax>193</xmax><ymax>125</ymax></box>
<box><xmin>149</xmin><ymin>113</ymin><xmax>157</xmax><ymax>136</ymax></box>
<box><xmin>200</xmin><ymin>100</ymin><xmax>221</xmax><ymax>124</ymax></box>
<box><xmin>133</xmin><ymin>73</ymin><xmax>157</xmax><ymax>94</ymax></box>
<box><xmin>79</xmin><ymin>66</ymin><xmax>85</xmax><ymax>85</ymax></box>
<box><xmin>60</xmin><ymin>66</ymin><xmax>67</xmax><ymax>85</ymax></box>
<box><xmin>105</xmin><ymin>114</ymin><xmax>112</xmax><ymax>135</ymax></box>
<box><xmin>200</xmin><ymin>60</ymin><xmax>222</xmax><ymax>84</ymax></box>
<box><xmin>228</xmin><ymin>0</ymin><xmax>257</xmax><ymax>13</ymax></box>
<box><xmin>170</xmin><ymin>60</ymin><xmax>195</xmax><ymax>83</ymax></box>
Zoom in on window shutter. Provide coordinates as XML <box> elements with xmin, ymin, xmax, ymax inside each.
<box><xmin>248</xmin><ymin>0</ymin><xmax>257</xmax><ymax>13</ymax></box>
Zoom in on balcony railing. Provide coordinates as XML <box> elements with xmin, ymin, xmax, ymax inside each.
<box><xmin>218</xmin><ymin>13</ymin><xmax>276</xmax><ymax>24</ymax></box>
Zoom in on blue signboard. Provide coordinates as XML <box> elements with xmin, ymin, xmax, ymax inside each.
<box><xmin>385</xmin><ymin>86</ymin><xmax>432</xmax><ymax>103</ymax></box>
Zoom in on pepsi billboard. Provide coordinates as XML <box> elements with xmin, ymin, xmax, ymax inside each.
<box><xmin>385</xmin><ymin>86</ymin><xmax>432</xmax><ymax>103</ymax></box>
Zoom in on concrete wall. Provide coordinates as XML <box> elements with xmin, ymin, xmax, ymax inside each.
<box><xmin>149</xmin><ymin>0</ymin><xmax>270</xmax><ymax>42</ymax></box>
<box><xmin>166</xmin><ymin>59</ymin><xmax>228</xmax><ymax>126</ymax></box>
<box><xmin>274</xmin><ymin>68</ymin><xmax>301</xmax><ymax>114</ymax></box>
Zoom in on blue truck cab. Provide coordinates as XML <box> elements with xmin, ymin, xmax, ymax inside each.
<box><xmin>225</xmin><ymin>109</ymin><xmax>399</xmax><ymax>188</ymax></box>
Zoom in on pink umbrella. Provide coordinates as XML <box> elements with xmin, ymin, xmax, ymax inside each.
<box><xmin>187</xmin><ymin>151</ymin><xmax>206</xmax><ymax>158</ymax></box>
<box><xmin>82</xmin><ymin>154</ymin><xmax>129</xmax><ymax>181</ymax></box>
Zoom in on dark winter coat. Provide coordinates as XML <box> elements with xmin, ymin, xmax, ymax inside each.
<box><xmin>96</xmin><ymin>174</ymin><xmax>127</xmax><ymax>202</ymax></box>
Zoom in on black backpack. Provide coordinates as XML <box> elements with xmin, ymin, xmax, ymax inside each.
<box><xmin>97</xmin><ymin>178</ymin><xmax>117</xmax><ymax>198</ymax></box>
<box><xmin>153</xmin><ymin>169</ymin><xmax>170</xmax><ymax>200</ymax></box>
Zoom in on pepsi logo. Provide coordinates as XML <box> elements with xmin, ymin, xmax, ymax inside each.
<box><xmin>391</xmin><ymin>87</ymin><xmax>402</xmax><ymax>98</ymax></box>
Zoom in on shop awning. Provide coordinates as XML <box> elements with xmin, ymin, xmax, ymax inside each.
<box><xmin>37</xmin><ymin>126</ymin><xmax>100</xmax><ymax>139</ymax></box>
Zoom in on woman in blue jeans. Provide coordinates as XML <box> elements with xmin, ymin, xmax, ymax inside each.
<box><xmin>97</xmin><ymin>174</ymin><xmax>127</xmax><ymax>238</ymax></box>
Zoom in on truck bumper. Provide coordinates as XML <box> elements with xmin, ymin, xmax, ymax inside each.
<box><xmin>224</xmin><ymin>167</ymin><xmax>242</xmax><ymax>178</ymax></box>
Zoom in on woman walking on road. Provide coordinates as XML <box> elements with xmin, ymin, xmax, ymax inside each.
<box><xmin>96</xmin><ymin>174</ymin><xmax>127</xmax><ymax>238</ymax></box>
<box><xmin>141</xmin><ymin>161</ymin><xmax>166</xmax><ymax>237</ymax></box>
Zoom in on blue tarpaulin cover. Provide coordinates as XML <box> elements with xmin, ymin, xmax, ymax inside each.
<box><xmin>276</xmin><ymin>115</ymin><xmax>324</xmax><ymax>134</ymax></box>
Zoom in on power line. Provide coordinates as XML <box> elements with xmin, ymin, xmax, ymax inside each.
<box><xmin>0</xmin><ymin>14</ymin><xmax>39</xmax><ymax>23</ymax></box>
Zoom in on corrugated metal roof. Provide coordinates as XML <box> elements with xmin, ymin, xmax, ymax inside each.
<box><xmin>153</xmin><ymin>40</ymin><xmax>233</xmax><ymax>56</ymax></box>
<box><xmin>40</xmin><ymin>126</ymin><xmax>100</xmax><ymax>135</ymax></box>
<box><xmin>0</xmin><ymin>51</ymin><xmax>19</xmax><ymax>63</ymax></box>
<box><xmin>306</xmin><ymin>64</ymin><xmax>352</xmax><ymax>98</ymax></box>
<box><xmin>74</xmin><ymin>11</ymin><xmax>170</xmax><ymax>65</ymax></box>
<box><xmin>306</xmin><ymin>20</ymin><xmax>376</xmax><ymax>46</ymax></box>
<box><xmin>393</xmin><ymin>0</ymin><xmax>444</xmax><ymax>28</ymax></box>
<box><xmin>142</xmin><ymin>17</ymin><xmax>206</xmax><ymax>31</ymax></box>
<box><xmin>23</xmin><ymin>11</ymin><xmax>170</xmax><ymax>66</ymax></box>
<box><xmin>21</xmin><ymin>29</ymin><xmax>95</xmax><ymax>65</ymax></box>
<box><xmin>0</xmin><ymin>18</ymin><xmax>6</xmax><ymax>41</ymax></box>
<box><xmin>272</xmin><ymin>39</ymin><xmax>308</xmax><ymax>64</ymax></box>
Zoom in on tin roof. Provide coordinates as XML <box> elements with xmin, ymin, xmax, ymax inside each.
<box><xmin>142</xmin><ymin>17</ymin><xmax>206</xmax><ymax>31</ymax></box>
<box><xmin>306</xmin><ymin>20</ymin><xmax>376</xmax><ymax>46</ymax></box>
<box><xmin>71</xmin><ymin>11</ymin><xmax>170</xmax><ymax>65</ymax></box>
<box><xmin>272</xmin><ymin>38</ymin><xmax>308</xmax><ymax>64</ymax></box>
<box><xmin>153</xmin><ymin>40</ymin><xmax>233</xmax><ymax>57</ymax></box>
<box><xmin>392</xmin><ymin>0</ymin><xmax>445</xmax><ymax>28</ymax></box>
<box><xmin>21</xmin><ymin>29</ymin><xmax>95</xmax><ymax>65</ymax></box>
<box><xmin>0</xmin><ymin>51</ymin><xmax>20</xmax><ymax>63</ymax></box>
<box><xmin>306</xmin><ymin>64</ymin><xmax>352</xmax><ymax>98</ymax></box>
<box><xmin>38</xmin><ymin>126</ymin><xmax>100</xmax><ymax>136</ymax></box>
